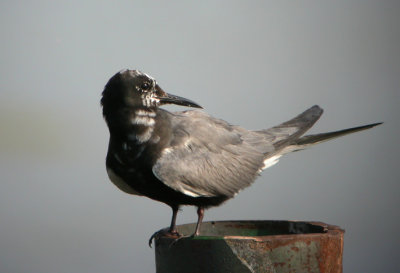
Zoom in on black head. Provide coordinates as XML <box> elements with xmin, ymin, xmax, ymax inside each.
<box><xmin>101</xmin><ymin>69</ymin><xmax>202</xmax><ymax>117</ymax></box>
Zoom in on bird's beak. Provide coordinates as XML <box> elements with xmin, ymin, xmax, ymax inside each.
<box><xmin>155</xmin><ymin>85</ymin><xmax>203</xmax><ymax>109</ymax></box>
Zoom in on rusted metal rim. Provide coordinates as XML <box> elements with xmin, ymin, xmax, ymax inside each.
<box><xmin>172</xmin><ymin>220</ymin><xmax>343</xmax><ymax>240</ymax></box>
<box><xmin>155</xmin><ymin>220</ymin><xmax>345</xmax><ymax>273</ymax></box>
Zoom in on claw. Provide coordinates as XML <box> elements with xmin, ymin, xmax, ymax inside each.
<box><xmin>148</xmin><ymin>228</ymin><xmax>181</xmax><ymax>248</ymax></box>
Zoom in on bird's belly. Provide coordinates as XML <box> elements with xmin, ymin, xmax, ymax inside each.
<box><xmin>106</xmin><ymin>167</ymin><xmax>143</xmax><ymax>196</ymax></box>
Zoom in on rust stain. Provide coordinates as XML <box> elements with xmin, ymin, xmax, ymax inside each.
<box><xmin>156</xmin><ymin>221</ymin><xmax>344</xmax><ymax>273</ymax></box>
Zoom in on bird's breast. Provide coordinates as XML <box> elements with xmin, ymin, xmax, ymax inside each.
<box><xmin>106</xmin><ymin>167</ymin><xmax>144</xmax><ymax>196</ymax></box>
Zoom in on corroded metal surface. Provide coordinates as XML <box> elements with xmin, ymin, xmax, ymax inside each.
<box><xmin>155</xmin><ymin>220</ymin><xmax>344</xmax><ymax>273</ymax></box>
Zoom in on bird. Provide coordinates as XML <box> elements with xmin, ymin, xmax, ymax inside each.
<box><xmin>101</xmin><ymin>69</ymin><xmax>381</xmax><ymax>245</ymax></box>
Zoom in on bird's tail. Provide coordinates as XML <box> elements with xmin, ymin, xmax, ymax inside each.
<box><xmin>258</xmin><ymin>105</ymin><xmax>324</xmax><ymax>149</ymax></box>
<box><xmin>290</xmin><ymin>122</ymin><xmax>382</xmax><ymax>150</ymax></box>
<box><xmin>256</xmin><ymin>106</ymin><xmax>381</xmax><ymax>171</ymax></box>
<box><xmin>258</xmin><ymin>105</ymin><xmax>381</xmax><ymax>157</ymax></box>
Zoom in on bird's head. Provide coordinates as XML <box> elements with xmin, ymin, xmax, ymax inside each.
<box><xmin>101</xmin><ymin>69</ymin><xmax>202</xmax><ymax>116</ymax></box>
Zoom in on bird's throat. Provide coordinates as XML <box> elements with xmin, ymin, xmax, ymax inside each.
<box><xmin>107</xmin><ymin>107</ymin><xmax>157</xmax><ymax>145</ymax></box>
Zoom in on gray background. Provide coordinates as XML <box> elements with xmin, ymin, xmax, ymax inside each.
<box><xmin>0</xmin><ymin>1</ymin><xmax>399</xmax><ymax>272</ymax></box>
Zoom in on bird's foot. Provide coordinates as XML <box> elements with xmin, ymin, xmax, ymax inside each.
<box><xmin>165</xmin><ymin>232</ymin><xmax>199</xmax><ymax>248</ymax></box>
<box><xmin>148</xmin><ymin>228</ymin><xmax>181</xmax><ymax>248</ymax></box>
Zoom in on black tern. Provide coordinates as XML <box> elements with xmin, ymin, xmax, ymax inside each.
<box><xmin>101</xmin><ymin>69</ymin><xmax>381</xmax><ymax>244</ymax></box>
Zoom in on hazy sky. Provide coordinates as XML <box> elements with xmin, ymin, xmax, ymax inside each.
<box><xmin>0</xmin><ymin>1</ymin><xmax>399</xmax><ymax>272</ymax></box>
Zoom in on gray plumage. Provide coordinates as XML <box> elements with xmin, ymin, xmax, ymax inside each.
<box><xmin>153</xmin><ymin>105</ymin><xmax>376</xmax><ymax>199</ymax></box>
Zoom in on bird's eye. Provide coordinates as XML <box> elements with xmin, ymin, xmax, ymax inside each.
<box><xmin>141</xmin><ymin>82</ymin><xmax>150</xmax><ymax>91</ymax></box>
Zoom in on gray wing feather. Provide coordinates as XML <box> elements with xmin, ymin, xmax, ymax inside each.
<box><xmin>256</xmin><ymin>105</ymin><xmax>323</xmax><ymax>150</ymax></box>
<box><xmin>289</xmin><ymin>122</ymin><xmax>382</xmax><ymax>150</ymax></box>
<box><xmin>153</xmin><ymin>106</ymin><xmax>324</xmax><ymax>198</ymax></box>
<box><xmin>152</xmin><ymin>111</ymin><xmax>265</xmax><ymax>198</ymax></box>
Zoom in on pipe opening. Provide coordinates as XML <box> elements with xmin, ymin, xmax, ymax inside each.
<box><xmin>175</xmin><ymin>220</ymin><xmax>328</xmax><ymax>237</ymax></box>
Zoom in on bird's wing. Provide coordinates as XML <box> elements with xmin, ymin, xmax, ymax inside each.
<box><xmin>253</xmin><ymin>105</ymin><xmax>324</xmax><ymax>170</ymax></box>
<box><xmin>152</xmin><ymin>106</ymin><xmax>324</xmax><ymax>198</ymax></box>
<box><xmin>152</xmin><ymin>111</ymin><xmax>267</xmax><ymax>198</ymax></box>
<box><xmin>256</xmin><ymin>105</ymin><xmax>323</xmax><ymax>149</ymax></box>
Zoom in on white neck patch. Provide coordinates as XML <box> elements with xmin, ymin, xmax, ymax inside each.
<box><xmin>135</xmin><ymin>109</ymin><xmax>156</xmax><ymax>117</ymax></box>
<box><xmin>131</xmin><ymin>116</ymin><xmax>155</xmax><ymax>126</ymax></box>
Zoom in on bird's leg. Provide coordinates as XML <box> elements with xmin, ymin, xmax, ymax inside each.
<box><xmin>157</xmin><ymin>206</ymin><xmax>205</xmax><ymax>248</ymax></box>
<box><xmin>149</xmin><ymin>205</ymin><xmax>181</xmax><ymax>247</ymax></box>
<box><xmin>169</xmin><ymin>205</ymin><xmax>179</xmax><ymax>235</ymax></box>
<box><xmin>193</xmin><ymin>206</ymin><xmax>204</xmax><ymax>236</ymax></box>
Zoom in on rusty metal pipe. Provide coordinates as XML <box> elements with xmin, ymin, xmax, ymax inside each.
<box><xmin>155</xmin><ymin>220</ymin><xmax>344</xmax><ymax>273</ymax></box>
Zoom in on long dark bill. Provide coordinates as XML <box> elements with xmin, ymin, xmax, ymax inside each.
<box><xmin>159</xmin><ymin>93</ymin><xmax>203</xmax><ymax>109</ymax></box>
<box><xmin>156</xmin><ymin>84</ymin><xmax>202</xmax><ymax>108</ymax></box>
